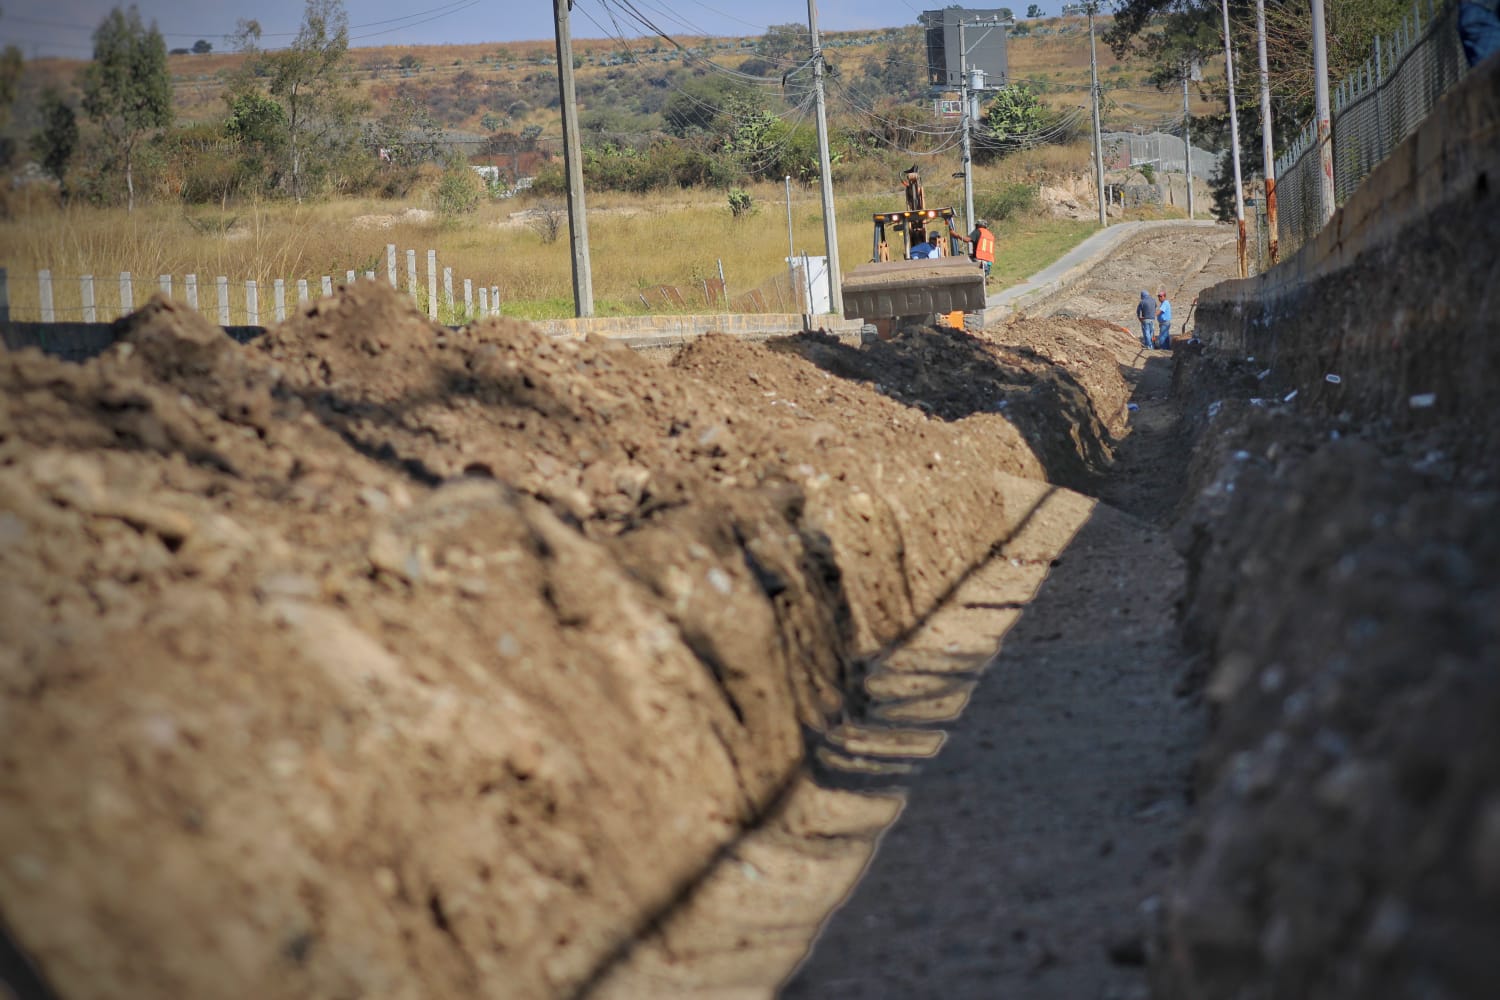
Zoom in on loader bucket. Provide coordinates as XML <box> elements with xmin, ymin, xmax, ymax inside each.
<box><xmin>840</xmin><ymin>257</ymin><xmax>988</xmax><ymax>323</ymax></box>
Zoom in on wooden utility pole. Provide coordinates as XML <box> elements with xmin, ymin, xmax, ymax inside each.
<box><xmin>807</xmin><ymin>0</ymin><xmax>841</xmax><ymax>316</ymax></box>
<box><xmin>553</xmin><ymin>0</ymin><xmax>594</xmax><ymax>317</ymax></box>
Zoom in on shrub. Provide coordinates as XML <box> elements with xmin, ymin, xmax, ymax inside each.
<box><xmin>434</xmin><ymin>161</ymin><xmax>482</xmax><ymax>222</ymax></box>
<box><xmin>727</xmin><ymin>188</ymin><xmax>753</xmax><ymax>218</ymax></box>
<box><xmin>976</xmin><ymin>182</ymin><xmax>1039</xmax><ymax>222</ymax></box>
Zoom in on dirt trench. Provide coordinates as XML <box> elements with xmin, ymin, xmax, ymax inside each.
<box><xmin>0</xmin><ymin>224</ymin><xmax>1255</xmax><ymax>1000</ymax></box>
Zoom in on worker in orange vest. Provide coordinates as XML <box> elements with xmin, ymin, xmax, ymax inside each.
<box><xmin>953</xmin><ymin>219</ymin><xmax>996</xmax><ymax>280</ymax></box>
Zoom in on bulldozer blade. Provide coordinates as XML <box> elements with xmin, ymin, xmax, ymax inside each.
<box><xmin>841</xmin><ymin>257</ymin><xmax>989</xmax><ymax>322</ymax></box>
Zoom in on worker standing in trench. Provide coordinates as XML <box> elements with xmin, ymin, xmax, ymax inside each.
<box><xmin>1135</xmin><ymin>290</ymin><xmax>1156</xmax><ymax>349</ymax></box>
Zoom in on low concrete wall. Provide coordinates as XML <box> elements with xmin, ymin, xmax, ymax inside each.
<box><xmin>1193</xmin><ymin>54</ymin><xmax>1498</xmax><ymax>426</ymax></box>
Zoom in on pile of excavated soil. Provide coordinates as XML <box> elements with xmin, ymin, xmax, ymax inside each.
<box><xmin>0</xmin><ymin>283</ymin><xmax>1133</xmax><ymax>999</ymax></box>
<box><xmin>1152</xmin><ymin>341</ymin><xmax>1500</xmax><ymax>999</ymax></box>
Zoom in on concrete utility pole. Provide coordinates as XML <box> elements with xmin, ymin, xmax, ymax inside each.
<box><xmin>1255</xmin><ymin>0</ymin><xmax>1278</xmax><ymax>264</ymax></box>
<box><xmin>1182</xmin><ymin>64</ymin><xmax>1195</xmax><ymax>219</ymax></box>
<box><xmin>1064</xmin><ymin>3</ymin><xmax>1108</xmax><ymax>227</ymax></box>
<box><xmin>553</xmin><ymin>0</ymin><xmax>594</xmax><ymax>317</ymax></box>
<box><xmin>807</xmin><ymin>0</ymin><xmax>842</xmax><ymax>316</ymax></box>
<box><xmin>1220</xmin><ymin>0</ymin><xmax>1248</xmax><ymax>277</ymax></box>
<box><xmin>1310</xmin><ymin>0</ymin><xmax>1336</xmax><ymax>226</ymax></box>
<box><xmin>960</xmin><ymin>19</ymin><xmax>974</xmax><ymax>233</ymax></box>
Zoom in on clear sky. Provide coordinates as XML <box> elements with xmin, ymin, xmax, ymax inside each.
<box><xmin>2</xmin><ymin>0</ymin><xmax>1075</xmax><ymax>59</ymax></box>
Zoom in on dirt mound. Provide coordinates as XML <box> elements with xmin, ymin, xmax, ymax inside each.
<box><xmin>1153</xmin><ymin>342</ymin><xmax>1500</xmax><ymax>999</ymax></box>
<box><xmin>780</xmin><ymin>317</ymin><xmax>1134</xmax><ymax>491</ymax></box>
<box><xmin>0</xmin><ymin>284</ymin><xmax>1129</xmax><ymax>998</ymax></box>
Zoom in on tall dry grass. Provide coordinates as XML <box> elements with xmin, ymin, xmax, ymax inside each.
<box><xmin>0</xmin><ymin>149</ymin><xmax>1146</xmax><ymax>323</ymax></box>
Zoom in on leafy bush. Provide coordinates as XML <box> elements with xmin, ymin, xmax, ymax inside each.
<box><xmin>975</xmin><ymin>182</ymin><xmax>1038</xmax><ymax>222</ymax></box>
<box><xmin>434</xmin><ymin>161</ymin><xmax>482</xmax><ymax>222</ymax></box>
<box><xmin>727</xmin><ymin>188</ymin><xmax>753</xmax><ymax>217</ymax></box>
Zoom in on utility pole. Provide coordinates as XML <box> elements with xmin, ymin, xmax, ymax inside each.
<box><xmin>807</xmin><ymin>0</ymin><xmax>841</xmax><ymax>316</ymax></box>
<box><xmin>960</xmin><ymin>19</ymin><xmax>974</xmax><ymax>233</ymax></box>
<box><xmin>1086</xmin><ymin>3</ymin><xmax>1105</xmax><ymax>227</ymax></box>
<box><xmin>1219</xmin><ymin>0</ymin><xmax>1247</xmax><ymax>277</ymax></box>
<box><xmin>1064</xmin><ymin>3</ymin><xmax>1108</xmax><ymax>227</ymax></box>
<box><xmin>1255</xmin><ymin>0</ymin><xmax>1278</xmax><ymax>265</ymax></box>
<box><xmin>1182</xmin><ymin>63</ymin><xmax>1195</xmax><ymax>219</ymax></box>
<box><xmin>553</xmin><ymin>0</ymin><xmax>594</xmax><ymax>317</ymax></box>
<box><xmin>1310</xmin><ymin>0</ymin><xmax>1336</xmax><ymax>226</ymax></box>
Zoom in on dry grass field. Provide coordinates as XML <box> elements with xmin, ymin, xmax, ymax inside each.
<box><xmin>2</xmin><ymin>15</ymin><xmax>1210</xmax><ymax>321</ymax></box>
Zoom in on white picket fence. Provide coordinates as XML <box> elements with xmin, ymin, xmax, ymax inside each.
<box><xmin>0</xmin><ymin>245</ymin><xmax>503</xmax><ymax>327</ymax></box>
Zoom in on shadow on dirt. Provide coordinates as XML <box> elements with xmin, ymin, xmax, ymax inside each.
<box><xmin>784</xmin><ymin>496</ymin><xmax>1199</xmax><ymax>999</ymax></box>
<box><xmin>775</xmin><ymin>328</ymin><xmax>1121</xmax><ymax>493</ymax></box>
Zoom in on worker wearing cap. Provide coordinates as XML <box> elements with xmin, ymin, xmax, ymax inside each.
<box><xmin>953</xmin><ymin>219</ymin><xmax>996</xmax><ymax>279</ymax></box>
<box><xmin>1155</xmin><ymin>290</ymin><xmax>1173</xmax><ymax>349</ymax></box>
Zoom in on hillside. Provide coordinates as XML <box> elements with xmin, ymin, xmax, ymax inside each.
<box><xmin>9</xmin><ymin>16</ymin><xmax>1220</xmax><ymax>150</ymax></box>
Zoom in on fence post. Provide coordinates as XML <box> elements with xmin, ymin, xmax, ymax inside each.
<box><xmin>158</xmin><ymin>274</ymin><xmax>172</xmax><ymax>297</ymax></box>
<box><xmin>426</xmin><ymin>250</ymin><xmax>438</xmax><ymax>321</ymax></box>
<box><xmin>386</xmin><ymin>243</ymin><xmax>398</xmax><ymax>287</ymax></box>
<box><xmin>478</xmin><ymin>286</ymin><xmax>488</xmax><ymax>317</ymax></box>
<box><xmin>119</xmin><ymin>272</ymin><xmax>133</xmax><ymax>318</ymax></box>
<box><xmin>406</xmin><ymin>249</ymin><xmax>418</xmax><ymax>302</ymax></box>
<box><xmin>297</xmin><ymin>278</ymin><xmax>309</xmax><ymax>304</ymax></box>
<box><xmin>274</xmin><ymin>278</ymin><xmax>286</xmax><ymax>321</ymax></box>
<box><xmin>217</xmin><ymin>276</ymin><xmax>230</xmax><ymax>324</ymax></box>
<box><xmin>345</xmin><ymin>269</ymin><xmax>355</xmax><ymax>285</ymax></box>
<box><xmin>38</xmin><ymin>269</ymin><xmax>54</xmax><ymax>322</ymax></box>
<box><xmin>246</xmin><ymin>280</ymin><xmax>259</xmax><ymax>326</ymax></box>
<box><xmin>185</xmin><ymin>273</ymin><xmax>198</xmax><ymax>311</ymax></box>
<box><xmin>443</xmin><ymin>266</ymin><xmax>454</xmax><ymax>317</ymax></box>
<box><xmin>0</xmin><ymin>267</ymin><xmax>7</xmax><ymax>324</ymax></box>
<box><xmin>490</xmin><ymin>286</ymin><xmax>499</xmax><ymax>317</ymax></box>
<box><xmin>321</xmin><ymin>275</ymin><xmax>333</xmax><ymax>298</ymax></box>
<box><xmin>464</xmin><ymin>278</ymin><xmax>473</xmax><ymax>320</ymax></box>
<box><xmin>81</xmin><ymin>274</ymin><xmax>96</xmax><ymax>323</ymax></box>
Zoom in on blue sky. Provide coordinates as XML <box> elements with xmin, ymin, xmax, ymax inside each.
<box><xmin>2</xmin><ymin>0</ymin><xmax>1075</xmax><ymax>59</ymax></box>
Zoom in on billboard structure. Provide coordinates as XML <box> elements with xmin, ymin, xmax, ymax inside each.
<box><xmin>922</xmin><ymin>8</ymin><xmax>1010</xmax><ymax>92</ymax></box>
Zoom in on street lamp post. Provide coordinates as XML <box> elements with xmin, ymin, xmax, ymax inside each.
<box><xmin>1063</xmin><ymin>2</ymin><xmax>1108</xmax><ymax>227</ymax></box>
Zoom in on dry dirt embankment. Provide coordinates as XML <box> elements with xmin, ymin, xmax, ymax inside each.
<box><xmin>0</xmin><ymin>280</ymin><xmax>1139</xmax><ymax>998</ymax></box>
<box><xmin>1149</xmin><ymin>58</ymin><xmax>1500</xmax><ymax>999</ymax></box>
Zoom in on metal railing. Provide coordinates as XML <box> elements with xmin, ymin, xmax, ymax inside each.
<box><xmin>1261</xmin><ymin>0</ymin><xmax>1470</xmax><ymax>267</ymax></box>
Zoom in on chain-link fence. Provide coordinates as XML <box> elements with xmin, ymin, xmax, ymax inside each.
<box><xmin>1260</xmin><ymin>0</ymin><xmax>1470</xmax><ymax>268</ymax></box>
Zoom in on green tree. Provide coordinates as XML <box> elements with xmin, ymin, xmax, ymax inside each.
<box><xmin>480</xmin><ymin>112</ymin><xmax>501</xmax><ymax>132</ymax></box>
<box><xmin>30</xmin><ymin>90</ymin><xmax>78</xmax><ymax>185</ymax></box>
<box><xmin>0</xmin><ymin>24</ymin><xmax>23</xmax><ymax>168</ymax></box>
<box><xmin>758</xmin><ymin>23</ymin><xmax>809</xmax><ymax>66</ymax></box>
<box><xmin>976</xmin><ymin>85</ymin><xmax>1052</xmax><ymax>161</ymax></box>
<box><xmin>192</xmin><ymin>38</ymin><xmax>212</xmax><ymax>54</ymax></box>
<box><xmin>239</xmin><ymin>0</ymin><xmax>364</xmax><ymax>201</ymax></box>
<box><xmin>80</xmin><ymin>5</ymin><xmax>171</xmax><ymax>212</ymax></box>
<box><xmin>1027</xmin><ymin>4</ymin><xmax>1043</xmax><ymax>17</ymax></box>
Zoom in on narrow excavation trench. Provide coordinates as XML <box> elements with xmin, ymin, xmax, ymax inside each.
<box><xmin>0</xmin><ymin>224</ymin><xmax>1248</xmax><ymax>1000</ymax></box>
<box><xmin>586</xmin><ymin>228</ymin><xmax>1241</xmax><ymax>999</ymax></box>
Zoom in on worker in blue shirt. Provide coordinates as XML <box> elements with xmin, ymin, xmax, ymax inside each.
<box><xmin>1155</xmin><ymin>290</ymin><xmax>1173</xmax><ymax>349</ymax></box>
<box><xmin>1136</xmin><ymin>290</ymin><xmax>1155</xmax><ymax>348</ymax></box>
